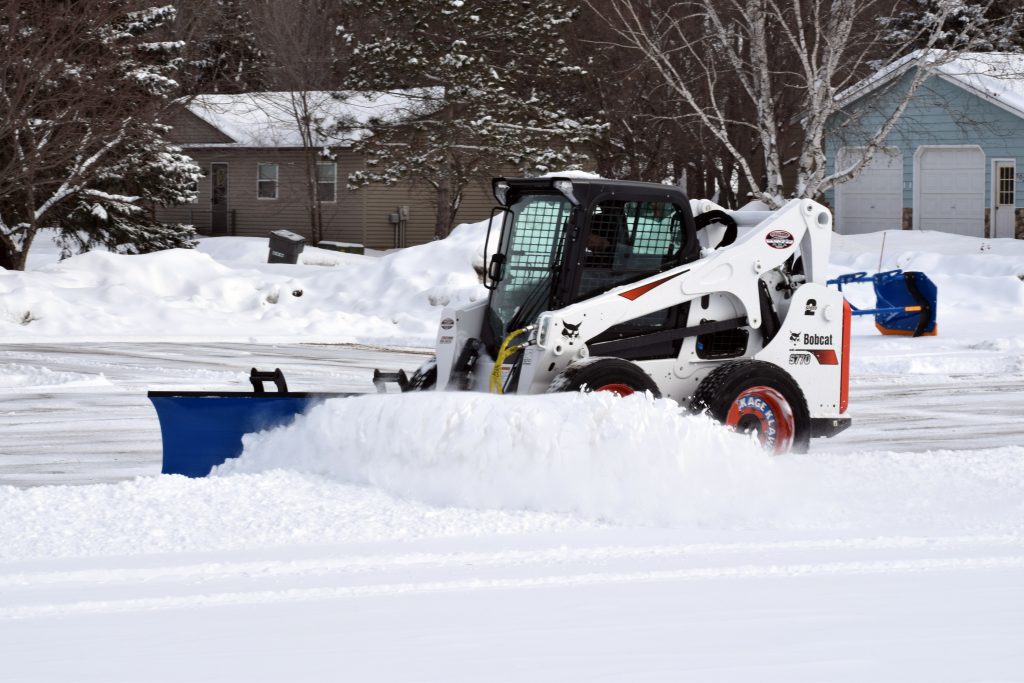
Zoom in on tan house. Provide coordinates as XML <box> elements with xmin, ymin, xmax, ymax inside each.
<box><xmin>157</xmin><ymin>92</ymin><xmax>498</xmax><ymax>248</ymax></box>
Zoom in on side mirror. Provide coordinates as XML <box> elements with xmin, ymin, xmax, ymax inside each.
<box><xmin>485</xmin><ymin>253</ymin><xmax>506</xmax><ymax>290</ymax></box>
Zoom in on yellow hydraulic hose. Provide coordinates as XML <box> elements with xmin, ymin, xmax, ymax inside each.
<box><xmin>489</xmin><ymin>327</ymin><xmax>530</xmax><ymax>394</ymax></box>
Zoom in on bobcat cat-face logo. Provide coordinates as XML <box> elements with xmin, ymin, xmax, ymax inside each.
<box><xmin>562</xmin><ymin>321</ymin><xmax>582</xmax><ymax>340</ymax></box>
<box><xmin>789</xmin><ymin>331</ymin><xmax>801</xmax><ymax>343</ymax></box>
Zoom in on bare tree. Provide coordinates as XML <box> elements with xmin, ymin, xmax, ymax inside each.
<box><xmin>599</xmin><ymin>0</ymin><xmax>1011</xmax><ymax>207</ymax></box>
<box><xmin>249</xmin><ymin>0</ymin><xmax>349</xmax><ymax>244</ymax></box>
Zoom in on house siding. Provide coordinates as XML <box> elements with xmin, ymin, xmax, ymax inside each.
<box><xmin>825</xmin><ymin>69</ymin><xmax>1024</xmax><ymax>233</ymax></box>
<box><xmin>156</xmin><ymin>147</ymin><xmax>500</xmax><ymax>248</ymax></box>
<box><xmin>162</xmin><ymin>107</ymin><xmax>235</xmax><ymax>145</ymax></box>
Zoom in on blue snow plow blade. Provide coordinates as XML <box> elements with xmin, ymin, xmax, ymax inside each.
<box><xmin>828</xmin><ymin>269</ymin><xmax>937</xmax><ymax>337</ymax></box>
<box><xmin>149</xmin><ymin>368</ymin><xmax>401</xmax><ymax>477</ymax></box>
<box><xmin>148</xmin><ymin>392</ymin><xmax>351</xmax><ymax>477</ymax></box>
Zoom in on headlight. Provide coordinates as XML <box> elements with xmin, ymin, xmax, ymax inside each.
<box><xmin>536</xmin><ymin>314</ymin><xmax>554</xmax><ymax>349</ymax></box>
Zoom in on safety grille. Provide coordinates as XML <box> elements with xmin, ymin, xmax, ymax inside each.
<box><xmin>578</xmin><ymin>200</ymin><xmax>684</xmax><ymax>301</ymax></box>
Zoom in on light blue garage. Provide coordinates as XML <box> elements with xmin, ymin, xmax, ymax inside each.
<box><xmin>826</xmin><ymin>52</ymin><xmax>1024</xmax><ymax>239</ymax></box>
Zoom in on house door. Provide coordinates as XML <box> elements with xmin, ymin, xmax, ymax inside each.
<box><xmin>211</xmin><ymin>163</ymin><xmax>228</xmax><ymax>235</ymax></box>
<box><xmin>994</xmin><ymin>161</ymin><xmax>1016</xmax><ymax>238</ymax></box>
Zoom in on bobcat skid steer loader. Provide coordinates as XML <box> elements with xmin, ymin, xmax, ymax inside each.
<box><xmin>151</xmin><ymin>176</ymin><xmax>852</xmax><ymax>477</ymax></box>
<box><xmin>378</xmin><ymin>177</ymin><xmax>852</xmax><ymax>454</ymax></box>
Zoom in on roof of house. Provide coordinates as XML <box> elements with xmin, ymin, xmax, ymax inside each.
<box><xmin>837</xmin><ymin>50</ymin><xmax>1024</xmax><ymax>121</ymax></box>
<box><xmin>181</xmin><ymin>90</ymin><xmax>438</xmax><ymax>148</ymax></box>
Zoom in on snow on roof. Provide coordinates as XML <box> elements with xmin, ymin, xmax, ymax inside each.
<box><xmin>837</xmin><ymin>50</ymin><xmax>1024</xmax><ymax>120</ymax></box>
<box><xmin>935</xmin><ymin>52</ymin><xmax>1024</xmax><ymax>118</ymax></box>
<box><xmin>183</xmin><ymin>90</ymin><xmax>438</xmax><ymax>148</ymax></box>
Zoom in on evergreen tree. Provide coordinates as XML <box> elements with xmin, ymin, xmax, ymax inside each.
<box><xmin>880</xmin><ymin>0</ymin><xmax>1024</xmax><ymax>54</ymax></box>
<box><xmin>342</xmin><ymin>0</ymin><xmax>603</xmax><ymax>239</ymax></box>
<box><xmin>172</xmin><ymin>0</ymin><xmax>268</xmax><ymax>94</ymax></box>
<box><xmin>0</xmin><ymin>1</ymin><xmax>200</xmax><ymax>271</ymax></box>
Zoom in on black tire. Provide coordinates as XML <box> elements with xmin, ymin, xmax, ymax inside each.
<box><xmin>690</xmin><ymin>359</ymin><xmax>810</xmax><ymax>453</ymax></box>
<box><xmin>404</xmin><ymin>356</ymin><xmax>437</xmax><ymax>391</ymax></box>
<box><xmin>547</xmin><ymin>358</ymin><xmax>661</xmax><ymax>398</ymax></box>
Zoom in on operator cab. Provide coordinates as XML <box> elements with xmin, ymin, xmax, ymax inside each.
<box><xmin>483</xmin><ymin>177</ymin><xmax>701</xmax><ymax>356</ymax></box>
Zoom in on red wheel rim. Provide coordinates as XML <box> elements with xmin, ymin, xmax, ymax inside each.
<box><xmin>725</xmin><ymin>386</ymin><xmax>795</xmax><ymax>454</ymax></box>
<box><xmin>594</xmin><ymin>383</ymin><xmax>635</xmax><ymax>396</ymax></box>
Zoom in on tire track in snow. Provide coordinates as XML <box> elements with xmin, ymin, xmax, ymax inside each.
<box><xmin>3</xmin><ymin>555</ymin><xmax>1024</xmax><ymax>621</ymax></box>
<box><xmin>4</xmin><ymin>535</ymin><xmax>1023</xmax><ymax>588</ymax></box>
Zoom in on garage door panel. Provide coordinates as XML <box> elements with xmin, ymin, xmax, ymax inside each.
<box><xmin>916</xmin><ymin>146</ymin><xmax>985</xmax><ymax>236</ymax></box>
<box><xmin>835</xmin><ymin>148</ymin><xmax>903</xmax><ymax>235</ymax></box>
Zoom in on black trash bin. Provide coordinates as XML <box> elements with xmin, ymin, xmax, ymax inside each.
<box><xmin>267</xmin><ymin>230</ymin><xmax>306</xmax><ymax>264</ymax></box>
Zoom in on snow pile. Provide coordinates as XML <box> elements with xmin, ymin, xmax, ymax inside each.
<box><xmin>220</xmin><ymin>392</ymin><xmax>766</xmax><ymax>526</ymax></box>
<box><xmin>221</xmin><ymin>392</ymin><xmax>1024</xmax><ymax>534</ymax></box>
<box><xmin>0</xmin><ymin>218</ymin><xmax>496</xmax><ymax>345</ymax></box>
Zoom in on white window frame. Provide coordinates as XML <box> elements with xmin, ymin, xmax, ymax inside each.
<box><xmin>316</xmin><ymin>161</ymin><xmax>337</xmax><ymax>204</ymax></box>
<box><xmin>990</xmin><ymin>158</ymin><xmax>1016</xmax><ymax>239</ymax></box>
<box><xmin>257</xmin><ymin>162</ymin><xmax>279</xmax><ymax>200</ymax></box>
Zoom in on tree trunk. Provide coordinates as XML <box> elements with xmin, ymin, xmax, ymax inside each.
<box><xmin>0</xmin><ymin>242</ymin><xmax>29</xmax><ymax>271</ymax></box>
<box><xmin>434</xmin><ymin>175</ymin><xmax>451</xmax><ymax>241</ymax></box>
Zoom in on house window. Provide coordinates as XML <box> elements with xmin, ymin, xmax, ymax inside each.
<box><xmin>317</xmin><ymin>162</ymin><xmax>336</xmax><ymax>202</ymax></box>
<box><xmin>998</xmin><ymin>165</ymin><xmax>1015</xmax><ymax>206</ymax></box>
<box><xmin>257</xmin><ymin>163</ymin><xmax>278</xmax><ymax>199</ymax></box>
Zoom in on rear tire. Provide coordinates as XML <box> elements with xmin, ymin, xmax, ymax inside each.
<box><xmin>404</xmin><ymin>357</ymin><xmax>437</xmax><ymax>391</ymax></box>
<box><xmin>690</xmin><ymin>360</ymin><xmax>810</xmax><ymax>454</ymax></box>
<box><xmin>547</xmin><ymin>358</ymin><xmax>661</xmax><ymax>398</ymax></box>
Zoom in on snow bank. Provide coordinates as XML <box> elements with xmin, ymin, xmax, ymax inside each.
<box><xmin>0</xmin><ymin>218</ymin><xmax>496</xmax><ymax>345</ymax></box>
<box><xmin>223</xmin><ymin>392</ymin><xmax>1024</xmax><ymax>534</ymax></box>
<box><xmin>6</xmin><ymin>206</ymin><xmax>1023</xmax><ymax>347</ymax></box>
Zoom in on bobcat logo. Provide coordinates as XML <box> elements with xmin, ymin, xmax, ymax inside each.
<box><xmin>562</xmin><ymin>321</ymin><xmax>582</xmax><ymax>340</ymax></box>
<box><xmin>789</xmin><ymin>331</ymin><xmax>801</xmax><ymax>343</ymax></box>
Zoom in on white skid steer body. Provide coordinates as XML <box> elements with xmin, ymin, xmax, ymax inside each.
<box><xmin>413</xmin><ymin>177</ymin><xmax>850</xmax><ymax>453</ymax></box>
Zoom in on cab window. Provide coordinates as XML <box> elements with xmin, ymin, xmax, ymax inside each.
<box><xmin>577</xmin><ymin>199</ymin><xmax>686</xmax><ymax>301</ymax></box>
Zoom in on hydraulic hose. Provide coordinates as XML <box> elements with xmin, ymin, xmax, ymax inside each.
<box><xmin>489</xmin><ymin>327</ymin><xmax>530</xmax><ymax>394</ymax></box>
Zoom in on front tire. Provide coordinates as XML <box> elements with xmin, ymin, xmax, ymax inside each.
<box><xmin>547</xmin><ymin>358</ymin><xmax>661</xmax><ymax>397</ymax></box>
<box><xmin>690</xmin><ymin>360</ymin><xmax>810</xmax><ymax>454</ymax></box>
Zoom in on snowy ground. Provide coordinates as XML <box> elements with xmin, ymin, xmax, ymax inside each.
<box><xmin>2</xmin><ymin>222</ymin><xmax>1024</xmax><ymax>681</ymax></box>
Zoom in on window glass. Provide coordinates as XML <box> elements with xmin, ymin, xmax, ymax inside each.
<box><xmin>257</xmin><ymin>163</ymin><xmax>278</xmax><ymax>199</ymax></box>
<box><xmin>578</xmin><ymin>200</ymin><xmax>684</xmax><ymax>300</ymax></box>
<box><xmin>488</xmin><ymin>195</ymin><xmax>571</xmax><ymax>336</ymax></box>
<box><xmin>999</xmin><ymin>165</ymin><xmax>1015</xmax><ymax>205</ymax></box>
<box><xmin>317</xmin><ymin>162</ymin><xmax>336</xmax><ymax>202</ymax></box>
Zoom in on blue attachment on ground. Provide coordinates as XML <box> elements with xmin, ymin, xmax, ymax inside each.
<box><xmin>148</xmin><ymin>392</ymin><xmax>351</xmax><ymax>477</ymax></box>
<box><xmin>827</xmin><ymin>269</ymin><xmax>937</xmax><ymax>337</ymax></box>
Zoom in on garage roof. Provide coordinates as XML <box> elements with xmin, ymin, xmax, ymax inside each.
<box><xmin>837</xmin><ymin>50</ymin><xmax>1024</xmax><ymax>121</ymax></box>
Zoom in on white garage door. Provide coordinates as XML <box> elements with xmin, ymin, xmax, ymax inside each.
<box><xmin>915</xmin><ymin>146</ymin><xmax>985</xmax><ymax>236</ymax></box>
<box><xmin>835</xmin><ymin>147</ymin><xmax>903</xmax><ymax>235</ymax></box>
